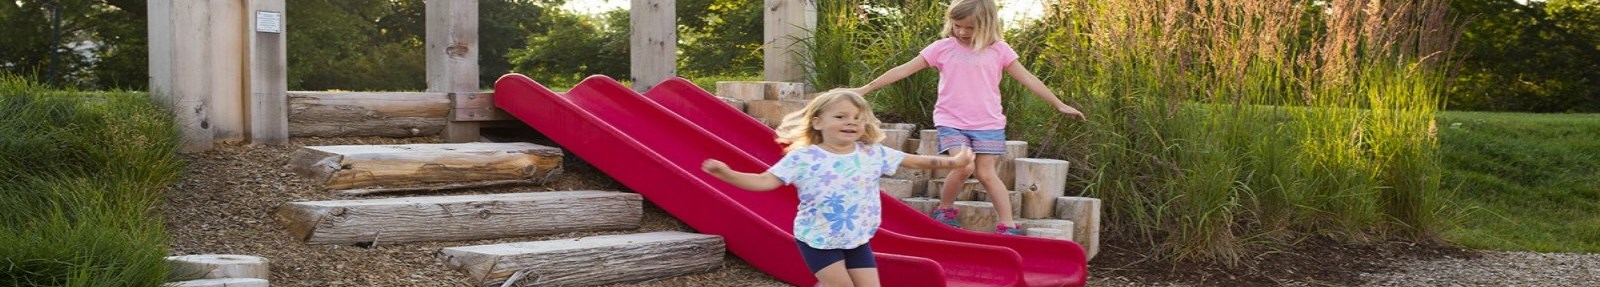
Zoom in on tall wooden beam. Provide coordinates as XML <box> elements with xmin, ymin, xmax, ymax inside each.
<box><xmin>248</xmin><ymin>0</ymin><xmax>289</xmax><ymax>145</ymax></box>
<box><xmin>428</xmin><ymin>0</ymin><xmax>481</xmax><ymax>142</ymax></box>
<box><xmin>763</xmin><ymin>0</ymin><xmax>816</xmax><ymax>83</ymax></box>
<box><xmin>149</xmin><ymin>0</ymin><xmax>217</xmax><ymax>152</ymax></box>
<box><xmin>631</xmin><ymin>0</ymin><xmax>676</xmax><ymax>92</ymax></box>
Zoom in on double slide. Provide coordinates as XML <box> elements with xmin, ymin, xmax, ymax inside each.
<box><xmin>492</xmin><ymin>74</ymin><xmax>1086</xmax><ymax>287</ymax></box>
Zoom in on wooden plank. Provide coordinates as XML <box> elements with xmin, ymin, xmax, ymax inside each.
<box><xmin>438</xmin><ymin>231</ymin><xmax>723</xmax><ymax>287</ymax></box>
<box><xmin>284</xmin><ymin>142</ymin><xmax>563</xmax><ymax>190</ymax></box>
<box><xmin>166</xmin><ymin>254</ymin><xmax>269</xmax><ymax>281</ymax></box>
<box><xmin>450</xmin><ymin>92</ymin><xmax>496</xmax><ymax>109</ymax></box>
<box><xmin>248</xmin><ymin>0</ymin><xmax>289</xmax><ymax>145</ymax></box>
<box><xmin>1055</xmin><ymin>196</ymin><xmax>1102</xmax><ymax>260</ymax></box>
<box><xmin>275</xmin><ymin>191</ymin><xmax>642</xmax><ymax>245</ymax></box>
<box><xmin>427</xmin><ymin>0</ymin><xmax>480</xmax><ymax>142</ymax></box>
<box><xmin>1016</xmin><ymin>158</ymin><xmax>1070</xmax><ymax>219</ymax></box>
<box><xmin>287</xmin><ymin>92</ymin><xmax>449</xmax><ymax>138</ymax></box>
<box><xmin>630</xmin><ymin>0</ymin><xmax>676</xmax><ymax>92</ymax></box>
<box><xmin>763</xmin><ymin>0</ymin><xmax>817</xmax><ymax>83</ymax></box>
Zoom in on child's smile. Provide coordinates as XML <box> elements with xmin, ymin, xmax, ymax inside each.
<box><xmin>815</xmin><ymin>99</ymin><xmax>864</xmax><ymax>152</ymax></box>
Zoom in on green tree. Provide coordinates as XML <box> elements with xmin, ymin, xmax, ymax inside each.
<box><xmin>507</xmin><ymin>8</ymin><xmax>630</xmax><ymax>87</ymax></box>
<box><xmin>0</xmin><ymin>0</ymin><xmax>146</xmax><ymax>90</ymax></box>
<box><xmin>1450</xmin><ymin>0</ymin><xmax>1600</xmax><ymax>112</ymax></box>
<box><xmin>676</xmin><ymin>0</ymin><xmax>763</xmax><ymax>77</ymax></box>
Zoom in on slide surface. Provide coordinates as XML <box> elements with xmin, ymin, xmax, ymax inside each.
<box><xmin>494</xmin><ymin>74</ymin><xmax>1083</xmax><ymax>286</ymax></box>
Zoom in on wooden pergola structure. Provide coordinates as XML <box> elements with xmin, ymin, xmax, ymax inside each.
<box><xmin>149</xmin><ymin>0</ymin><xmax>815</xmax><ymax>151</ymax></box>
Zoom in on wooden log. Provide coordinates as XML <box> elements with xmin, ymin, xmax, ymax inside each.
<box><xmin>1016</xmin><ymin>158</ymin><xmax>1070</xmax><ymax>219</ymax></box>
<box><xmin>955</xmin><ymin>201</ymin><xmax>997</xmax><ymax>232</ymax></box>
<box><xmin>716</xmin><ymin>81</ymin><xmax>767</xmax><ymax>101</ymax></box>
<box><xmin>285</xmin><ymin>142</ymin><xmax>562</xmax><ymax>190</ymax></box>
<box><xmin>1024</xmin><ymin>228</ymin><xmax>1073</xmax><ymax>241</ymax></box>
<box><xmin>449</xmin><ymin>92</ymin><xmax>514</xmax><ymax>121</ymax></box>
<box><xmin>976</xmin><ymin>189</ymin><xmax>1022</xmax><ymax>220</ymax></box>
<box><xmin>881</xmin><ymin>129</ymin><xmax>911</xmax><ymax>152</ymax></box>
<box><xmin>1019</xmin><ymin>219</ymin><xmax>1073</xmax><ymax>231</ymax></box>
<box><xmin>888</xmin><ymin>167</ymin><xmax>930</xmax><ymax>195</ymax></box>
<box><xmin>916</xmin><ymin>129</ymin><xmax>939</xmax><ymax>156</ymax></box>
<box><xmin>287</xmin><ymin>92</ymin><xmax>449</xmax><ymax>138</ymax></box>
<box><xmin>166</xmin><ymin>254</ymin><xmax>269</xmax><ymax>281</ymax></box>
<box><xmin>899</xmin><ymin>197</ymin><xmax>940</xmax><ymax>216</ymax></box>
<box><xmin>170</xmin><ymin>278</ymin><xmax>269</xmax><ymax>287</ymax></box>
<box><xmin>716</xmin><ymin>96</ymin><xmax>746</xmax><ymax>112</ymax></box>
<box><xmin>928</xmin><ymin>178</ymin><xmax>981</xmax><ymax>200</ymax></box>
<box><xmin>275</xmin><ymin>191</ymin><xmax>641</xmax><ymax>245</ymax></box>
<box><xmin>744</xmin><ymin>100</ymin><xmax>807</xmax><ymax>128</ymax></box>
<box><xmin>763</xmin><ymin>0</ymin><xmax>816</xmax><ymax>83</ymax></box>
<box><xmin>1055</xmin><ymin>196</ymin><xmax>1102</xmax><ymax>260</ymax></box>
<box><xmin>879</xmin><ymin>178</ymin><xmax>915</xmax><ymax>199</ymax></box>
<box><xmin>438</xmin><ymin>231</ymin><xmax>723</xmax><ymax>287</ymax></box>
<box><xmin>879</xmin><ymin>123</ymin><xmax>916</xmax><ymax>131</ymax></box>
<box><xmin>999</xmin><ymin>140</ymin><xmax>1028</xmax><ymax>190</ymax></box>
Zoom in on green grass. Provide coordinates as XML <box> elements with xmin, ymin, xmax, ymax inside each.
<box><xmin>0</xmin><ymin>75</ymin><xmax>181</xmax><ymax>286</ymax></box>
<box><xmin>1439</xmin><ymin>111</ymin><xmax>1600</xmax><ymax>252</ymax></box>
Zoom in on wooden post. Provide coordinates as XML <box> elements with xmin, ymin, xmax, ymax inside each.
<box><xmin>631</xmin><ymin>0</ymin><xmax>676</xmax><ymax>92</ymax></box>
<box><xmin>763</xmin><ymin>0</ymin><xmax>816</xmax><ymax>83</ymax></box>
<box><xmin>149</xmin><ymin>0</ymin><xmax>216</xmax><ymax>152</ymax></box>
<box><xmin>208</xmin><ymin>0</ymin><xmax>246</xmax><ymax>144</ymax></box>
<box><xmin>248</xmin><ymin>0</ymin><xmax>288</xmax><ymax>145</ymax></box>
<box><xmin>427</xmin><ymin>0</ymin><xmax>480</xmax><ymax>142</ymax></box>
<box><xmin>1055</xmin><ymin>196</ymin><xmax>1101</xmax><ymax>260</ymax></box>
<box><xmin>999</xmin><ymin>140</ymin><xmax>1028</xmax><ymax>190</ymax></box>
<box><xmin>1016</xmin><ymin>158</ymin><xmax>1070</xmax><ymax>219</ymax></box>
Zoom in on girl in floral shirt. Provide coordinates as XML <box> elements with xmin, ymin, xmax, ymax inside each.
<box><xmin>703</xmin><ymin>89</ymin><xmax>973</xmax><ymax>287</ymax></box>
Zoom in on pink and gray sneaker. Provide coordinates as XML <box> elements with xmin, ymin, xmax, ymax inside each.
<box><xmin>996</xmin><ymin>224</ymin><xmax>1024</xmax><ymax>236</ymax></box>
<box><xmin>931</xmin><ymin>207</ymin><xmax>960</xmax><ymax>227</ymax></box>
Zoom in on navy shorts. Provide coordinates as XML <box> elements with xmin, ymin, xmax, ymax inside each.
<box><xmin>795</xmin><ymin>240</ymin><xmax>877</xmax><ymax>273</ymax></box>
<box><xmin>936</xmin><ymin>126</ymin><xmax>1007</xmax><ymax>155</ymax></box>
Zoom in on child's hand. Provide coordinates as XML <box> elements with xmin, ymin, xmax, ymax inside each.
<box><xmin>702</xmin><ymin>159</ymin><xmax>730</xmax><ymax>175</ymax></box>
<box><xmin>1057</xmin><ymin>104</ymin><xmax>1087</xmax><ymax>121</ymax></box>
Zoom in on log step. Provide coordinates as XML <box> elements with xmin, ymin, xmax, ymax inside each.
<box><xmin>170</xmin><ymin>278</ymin><xmax>269</xmax><ymax>287</ymax></box>
<box><xmin>285</xmin><ymin>142</ymin><xmax>563</xmax><ymax>191</ymax></box>
<box><xmin>166</xmin><ymin>254</ymin><xmax>269</xmax><ymax>281</ymax></box>
<box><xmin>438</xmin><ymin>231</ymin><xmax>724</xmax><ymax>287</ymax></box>
<box><xmin>275</xmin><ymin>191</ymin><xmax>642</xmax><ymax>245</ymax></box>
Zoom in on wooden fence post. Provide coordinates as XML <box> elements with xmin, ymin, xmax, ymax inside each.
<box><xmin>631</xmin><ymin>0</ymin><xmax>676</xmax><ymax>92</ymax></box>
<box><xmin>248</xmin><ymin>0</ymin><xmax>288</xmax><ymax>145</ymax></box>
<box><xmin>763</xmin><ymin>0</ymin><xmax>816</xmax><ymax>83</ymax></box>
<box><xmin>428</xmin><ymin>0</ymin><xmax>481</xmax><ymax>142</ymax></box>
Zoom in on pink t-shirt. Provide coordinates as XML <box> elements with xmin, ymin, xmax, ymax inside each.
<box><xmin>920</xmin><ymin>37</ymin><xmax>1019</xmax><ymax>130</ymax></box>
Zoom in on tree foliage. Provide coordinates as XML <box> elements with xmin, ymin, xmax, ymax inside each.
<box><xmin>1451</xmin><ymin>0</ymin><xmax>1600</xmax><ymax>112</ymax></box>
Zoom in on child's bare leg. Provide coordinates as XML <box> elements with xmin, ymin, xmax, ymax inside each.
<box><xmin>815</xmin><ymin>261</ymin><xmax>854</xmax><ymax>287</ymax></box>
<box><xmin>846</xmin><ymin>268</ymin><xmax>880</xmax><ymax>287</ymax></box>
<box><xmin>937</xmin><ymin>147</ymin><xmax>976</xmax><ymax>209</ymax></box>
<box><xmin>974</xmin><ymin>154</ymin><xmax>1014</xmax><ymax>226</ymax></box>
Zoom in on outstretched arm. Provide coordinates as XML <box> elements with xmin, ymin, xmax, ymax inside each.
<box><xmin>1005</xmin><ymin>62</ymin><xmax>1086</xmax><ymax>121</ymax></box>
<box><xmin>850</xmin><ymin>56</ymin><xmax>930</xmax><ymax>96</ymax></box>
<box><xmin>900</xmin><ymin>148</ymin><xmax>976</xmax><ymax>170</ymax></box>
<box><xmin>701</xmin><ymin>159</ymin><xmax>783</xmax><ymax>191</ymax></box>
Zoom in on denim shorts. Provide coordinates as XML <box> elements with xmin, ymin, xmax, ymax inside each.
<box><xmin>795</xmin><ymin>240</ymin><xmax>877</xmax><ymax>273</ymax></box>
<box><xmin>936</xmin><ymin>126</ymin><xmax>1007</xmax><ymax>155</ymax></box>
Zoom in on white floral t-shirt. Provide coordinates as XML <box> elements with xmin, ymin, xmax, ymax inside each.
<box><xmin>770</xmin><ymin>142</ymin><xmax>907</xmax><ymax>249</ymax></box>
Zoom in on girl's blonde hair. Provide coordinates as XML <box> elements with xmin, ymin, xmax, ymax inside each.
<box><xmin>775</xmin><ymin>89</ymin><xmax>885</xmax><ymax>152</ymax></box>
<box><xmin>941</xmin><ymin>0</ymin><xmax>1003</xmax><ymax>51</ymax></box>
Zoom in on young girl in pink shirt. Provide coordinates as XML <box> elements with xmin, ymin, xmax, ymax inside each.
<box><xmin>847</xmin><ymin>0</ymin><xmax>1086</xmax><ymax>235</ymax></box>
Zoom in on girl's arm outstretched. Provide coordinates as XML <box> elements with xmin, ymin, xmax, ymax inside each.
<box><xmin>1005</xmin><ymin>62</ymin><xmax>1087</xmax><ymax>121</ymax></box>
<box><xmin>850</xmin><ymin>56</ymin><xmax>930</xmax><ymax>96</ymax></box>
<box><xmin>701</xmin><ymin>159</ymin><xmax>783</xmax><ymax>191</ymax></box>
<box><xmin>900</xmin><ymin>148</ymin><xmax>976</xmax><ymax>170</ymax></box>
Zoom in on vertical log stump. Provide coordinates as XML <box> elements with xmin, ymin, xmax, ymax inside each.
<box><xmin>1016</xmin><ymin>158</ymin><xmax>1070</xmax><ymax>219</ymax></box>
<box><xmin>955</xmin><ymin>201</ymin><xmax>997</xmax><ymax>232</ymax></box>
<box><xmin>1055</xmin><ymin>196</ymin><xmax>1102</xmax><ymax>260</ymax></box>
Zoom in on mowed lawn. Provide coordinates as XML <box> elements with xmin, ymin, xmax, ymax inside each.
<box><xmin>1439</xmin><ymin>111</ymin><xmax>1600</xmax><ymax>253</ymax></box>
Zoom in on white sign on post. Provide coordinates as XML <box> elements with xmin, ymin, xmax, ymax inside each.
<box><xmin>255</xmin><ymin>11</ymin><xmax>282</xmax><ymax>33</ymax></box>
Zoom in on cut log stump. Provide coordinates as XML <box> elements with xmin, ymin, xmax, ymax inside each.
<box><xmin>879</xmin><ymin>178</ymin><xmax>915</xmax><ymax>199</ymax></box>
<box><xmin>899</xmin><ymin>197</ymin><xmax>940</xmax><ymax>216</ymax></box>
<box><xmin>999</xmin><ymin>141</ymin><xmax>1028</xmax><ymax>190</ymax></box>
<box><xmin>955</xmin><ymin>201</ymin><xmax>997</xmax><ymax>232</ymax></box>
<box><xmin>166</xmin><ymin>254</ymin><xmax>269</xmax><ymax>281</ymax></box>
<box><xmin>975</xmin><ymin>189</ymin><xmax>1023</xmax><ymax>220</ymax></box>
<box><xmin>275</xmin><ymin>191</ymin><xmax>641</xmax><ymax>245</ymax></box>
<box><xmin>882</xmin><ymin>129</ymin><xmax>911</xmax><ymax>152</ymax></box>
<box><xmin>928</xmin><ymin>178</ymin><xmax>981</xmax><ymax>200</ymax></box>
<box><xmin>1024</xmin><ymin>228</ymin><xmax>1073</xmax><ymax>241</ymax></box>
<box><xmin>1055</xmin><ymin>196</ymin><xmax>1102</xmax><ymax>260</ymax></box>
<box><xmin>170</xmin><ymin>278</ymin><xmax>269</xmax><ymax>287</ymax></box>
<box><xmin>285</xmin><ymin>142</ymin><xmax>562</xmax><ymax>191</ymax></box>
<box><xmin>1016</xmin><ymin>158</ymin><xmax>1070</xmax><ymax>219</ymax></box>
<box><xmin>438</xmin><ymin>231</ymin><xmax>724</xmax><ymax>287</ymax></box>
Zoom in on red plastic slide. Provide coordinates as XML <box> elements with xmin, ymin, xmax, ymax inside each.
<box><xmin>640</xmin><ymin>77</ymin><xmax>1087</xmax><ymax>287</ymax></box>
<box><xmin>493</xmin><ymin>74</ymin><xmax>1080</xmax><ymax>286</ymax></box>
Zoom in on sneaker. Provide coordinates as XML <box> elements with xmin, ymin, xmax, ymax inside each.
<box><xmin>996</xmin><ymin>224</ymin><xmax>1024</xmax><ymax>236</ymax></box>
<box><xmin>930</xmin><ymin>207</ymin><xmax>960</xmax><ymax>227</ymax></box>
